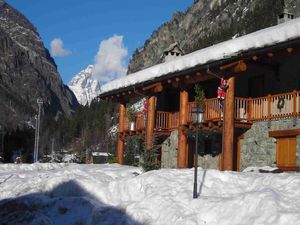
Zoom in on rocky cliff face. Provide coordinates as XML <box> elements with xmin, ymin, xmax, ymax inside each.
<box><xmin>68</xmin><ymin>65</ymin><xmax>101</xmax><ymax>106</ymax></box>
<box><xmin>0</xmin><ymin>1</ymin><xmax>78</xmax><ymax>129</ymax></box>
<box><xmin>128</xmin><ymin>0</ymin><xmax>300</xmax><ymax>74</ymax></box>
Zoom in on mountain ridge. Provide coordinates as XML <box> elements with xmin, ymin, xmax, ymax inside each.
<box><xmin>128</xmin><ymin>0</ymin><xmax>300</xmax><ymax>74</ymax></box>
<box><xmin>0</xmin><ymin>1</ymin><xmax>79</xmax><ymax>129</ymax></box>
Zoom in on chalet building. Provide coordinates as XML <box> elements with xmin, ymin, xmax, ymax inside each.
<box><xmin>99</xmin><ymin>18</ymin><xmax>300</xmax><ymax>171</ymax></box>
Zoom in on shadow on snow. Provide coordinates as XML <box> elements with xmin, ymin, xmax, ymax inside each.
<box><xmin>0</xmin><ymin>180</ymin><xmax>144</xmax><ymax>225</ymax></box>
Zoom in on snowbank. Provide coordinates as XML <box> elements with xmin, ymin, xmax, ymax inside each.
<box><xmin>0</xmin><ymin>164</ymin><xmax>300</xmax><ymax>225</ymax></box>
<box><xmin>101</xmin><ymin>18</ymin><xmax>300</xmax><ymax>95</ymax></box>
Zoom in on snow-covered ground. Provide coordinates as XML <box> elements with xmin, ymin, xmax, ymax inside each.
<box><xmin>1</xmin><ymin>164</ymin><xmax>300</xmax><ymax>225</ymax></box>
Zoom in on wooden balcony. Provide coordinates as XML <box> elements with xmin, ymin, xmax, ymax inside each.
<box><xmin>124</xmin><ymin>112</ymin><xmax>145</xmax><ymax>134</ymax></box>
<box><xmin>123</xmin><ymin>91</ymin><xmax>300</xmax><ymax>135</ymax></box>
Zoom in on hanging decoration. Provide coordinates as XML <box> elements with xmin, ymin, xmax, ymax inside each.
<box><xmin>277</xmin><ymin>97</ymin><xmax>285</xmax><ymax>110</ymax></box>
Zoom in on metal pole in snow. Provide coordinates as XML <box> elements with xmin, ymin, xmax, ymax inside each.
<box><xmin>193</xmin><ymin>107</ymin><xmax>199</xmax><ymax>199</ymax></box>
<box><xmin>0</xmin><ymin>125</ymin><xmax>3</xmax><ymax>159</ymax></box>
<box><xmin>34</xmin><ymin>115</ymin><xmax>38</xmax><ymax>162</ymax></box>
<box><xmin>1</xmin><ymin>127</ymin><xmax>3</xmax><ymax>159</ymax></box>
<box><xmin>51</xmin><ymin>138</ymin><xmax>55</xmax><ymax>162</ymax></box>
<box><xmin>36</xmin><ymin>98</ymin><xmax>43</xmax><ymax>162</ymax></box>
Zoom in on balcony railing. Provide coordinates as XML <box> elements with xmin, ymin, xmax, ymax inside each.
<box><xmin>123</xmin><ymin>91</ymin><xmax>300</xmax><ymax>132</ymax></box>
<box><xmin>235</xmin><ymin>91</ymin><xmax>300</xmax><ymax>121</ymax></box>
<box><xmin>156</xmin><ymin>111</ymin><xmax>179</xmax><ymax>130</ymax></box>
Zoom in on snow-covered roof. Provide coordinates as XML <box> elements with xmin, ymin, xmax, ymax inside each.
<box><xmin>100</xmin><ymin>18</ymin><xmax>300</xmax><ymax>96</ymax></box>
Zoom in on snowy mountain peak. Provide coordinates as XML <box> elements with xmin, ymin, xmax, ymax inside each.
<box><xmin>68</xmin><ymin>65</ymin><xmax>101</xmax><ymax>105</ymax></box>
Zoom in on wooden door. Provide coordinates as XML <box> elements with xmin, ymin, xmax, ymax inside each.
<box><xmin>276</xmin><ymin>137</ymin><xmax>296</xmax><ymax>168</ymax></box>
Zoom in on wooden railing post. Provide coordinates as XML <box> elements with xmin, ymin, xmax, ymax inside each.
<box><xmin>117</xmin><ymin>102</ymin><xmax>125</xmax><ymax>164</ymax></box>
<box><xmin>168</xmin><ymin>112</ymin><xmax>172</xmax><ymax>129</ymax></box>
<box><xmin>178</xmin><ymin>89</ymin><xmax>188</xmax><ymax>168</ymax></box>
<box><xmin>267</xmin><ymin>94</ymin><xmax>271</xmax><ymax>119</ymax></box>
<box><xmin>146</xmin><ymin>96</ymin><xmax>156</xmax><ymax>150</ymax></box>
<box><xmin>248</xmin><ymin>98</ymin><xmax>252</xmax><ymax>121</ymax></box>
<box><xmin>293</xmin><ymin>90</ymin><xmax>297</xmax><ymax>116</ymax></box>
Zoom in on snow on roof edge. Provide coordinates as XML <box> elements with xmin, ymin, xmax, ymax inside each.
<box><xmin>100</xmin><ymin>18</ymin><xmax>300</xmax><ymax>96</ymax></box>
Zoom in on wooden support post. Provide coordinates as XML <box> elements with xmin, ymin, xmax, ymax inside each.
<box><xmin>146</xmin><ymin>96</ymin><xmax>156</xmax><ymax>150</ymax></box>
<box><xmin>117</xmin><ymin>103</ymin><xmax>125</xmax><ymax>164</ymax></box>
<box><xmin>177</xmin><ymin>89</ymin><xmax>189</xmax><ymax>168</ymax></box>
<box><xmin>223</xmin><ymin>76</ymin><xmax>235</xmax><ymax>171</ymax></box>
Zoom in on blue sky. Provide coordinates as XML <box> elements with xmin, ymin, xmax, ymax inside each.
<box><xmin>6</xmin><ymin>0</ymin><xmax>193</xmax><ymax>84</ymax></box>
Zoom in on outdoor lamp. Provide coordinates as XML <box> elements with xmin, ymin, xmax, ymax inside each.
<box><xmin>191</xmin><ymin>105</ymin><xmax>203</xmax><ymax>199</ymax></box>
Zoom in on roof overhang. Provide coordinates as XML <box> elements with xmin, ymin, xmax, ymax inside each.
<box><xmin>99</xmin><ymin>19</ymin><xmax>300</xmax><ymax>100</ymax></box>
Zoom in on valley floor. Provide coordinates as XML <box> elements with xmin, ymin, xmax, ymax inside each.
<box><xmin>0</xmin><ymin>163</ymin><xmax>300</xmax><ymax>225</ymax></box>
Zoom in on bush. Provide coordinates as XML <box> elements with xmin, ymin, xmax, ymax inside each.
<box><xmin>124</xmin><ymin>136</ymin><xmax>143</xmax><ymax>166</ymax></box>
<box><xmin>141</xmin><ymin>137</ymin><xmax>161</xmax><ymax>172</ymax></box>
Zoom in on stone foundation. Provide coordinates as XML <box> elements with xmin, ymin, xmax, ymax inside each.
<box><xmin>161</xmin><ymin>119</ymin><xmax>300</xmax><ymax>171</ymax></box>
<box><xmin>161</xmin><ymin>130</ymin><xmax>221</xmax><ymax>169</ymax></box>
<box><xmin>240</xmin><ymin>118</ymin><xmax>300</xmax><ymax>171</ymax></box>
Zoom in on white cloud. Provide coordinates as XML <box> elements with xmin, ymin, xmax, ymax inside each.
<box><xmin>92</xmin><ymin>35</ymin><xmax>128</xmax><ymax>84</ymax></box>
<box><xmin>50</xmin><ymin>38</ymin><xmax>71</xmax><ymax>57</ymax></box>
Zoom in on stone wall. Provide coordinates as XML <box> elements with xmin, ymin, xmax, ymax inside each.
<box><xmin>162</xmin><ymin>118</ymin><xmax>300</xmax><ymax>171</ymax></box>
<box><xmin>240</xmin><ymin>118</ymin><xmax>300</xmax><ymax>170</ymax></box>
<box><xmin>161</xmin><ymin>130</ymin><xmax>221</xmax><ymax>169</ymax></box>
<box><xmin>161</xmin><ymin>130</ymin><xmax>178</xmax><ymax>168</ymax></box>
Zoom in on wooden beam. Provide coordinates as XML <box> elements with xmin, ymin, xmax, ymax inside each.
<box><xmin>234</xmin><ymin>61</ymin><xmax>247</xmax><ymax>73</ymax></box>
<box><xmin>185</xmin><ymin>73</ymin><xmax>213</xmax><ymax>86</ymax></box>
<box><xmin>177</xmin><ymin>89</ymin><xmax>188</xmax><ymax>168</ymax></box>
<box><xmin>142</xmin><ymin>82</ymin><xmax>163</xmax><ymax>93</ymax></box>
<box><xmin>220</xmin><ymin>61</ymin><xmax>238</xmax><ymax>70</ymax></box>
<box><xmin>287</xmin><ymin>47</ymin><xmax>294</xmax><ymax>53</ymax></box>
<box><xmin>220</xmin><ymin>60</ymin><xmax>241</xmax><ymax>70</ymax></box>
<box><xmin>146</xmin><ymin>96</ymin><xmax>156</xmax><ymax>150</ymax></box>
<box><xmin>154</xmin><ymin>83</ymin><xmax>163</xmax><ymax>93</ymax></box>
<box><xmin>143</xmin><ymin>82</ymin><xmax>160</xmax><ymax>91</ymax></box>
<box><xmin>223</xmin><ymin>76</ymin><xmax>235</xmax><ymax>171</ymax></box>
<box><xmin>269</xmin><ymin>129</ymin><xmax>300</xmax><ymax>138</ymax></box>
<box><xmin>220</xmin><ymin>60</ymin><xmax>247</xmax><ymax>73</ymax></box>
<box><xmin>117</xmin><ymin>103</ymin><xmax>126</xmax><ymax>164</ymax></box>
